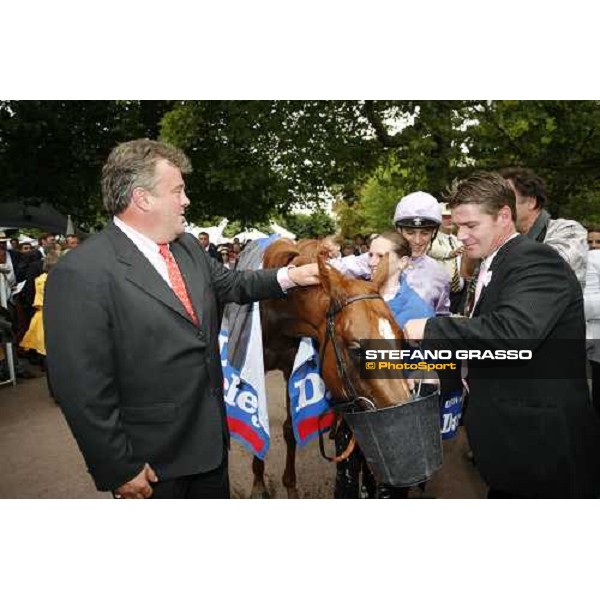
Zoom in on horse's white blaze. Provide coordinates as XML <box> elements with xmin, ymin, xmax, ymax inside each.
<box><xmin>378</xmin><ymin>317</ymin><xmax>395</xmax><ymax>340</ymax></box>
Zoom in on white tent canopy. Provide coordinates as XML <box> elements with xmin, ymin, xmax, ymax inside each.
<box><xmin>233</xmin><ymin>228</ymin><xmax>268</xmax><ymax>244</ymax></box>
<box><xmin>185</xmin><ymin>218</ymin><xmax>231</xmax><ymax>245</ymax></box>
<box><xmin>0</xmin><ymin>229</ymin><xmax>38</xmax><ymax>246</ymax></box>
<box><xmin>269</xmin><ymin>221</ymin><xmax>296</xmax><ymax>240</ymax></box>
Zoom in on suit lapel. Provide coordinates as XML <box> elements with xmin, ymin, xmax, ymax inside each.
<box><xmin>473</xmin><ymin>235</ymin><xmax>523</xmax><ymax>316</ymax></box>
<box><xmin>106</xmin><ymin>223</ymin><xmax>194</xmax><ymax>325</ymax></box>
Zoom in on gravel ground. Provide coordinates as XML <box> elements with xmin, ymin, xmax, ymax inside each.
<box><xmin>0</xmin><ymin>369</ymin><xmax>487</xmax><ymax>499</ymax></box>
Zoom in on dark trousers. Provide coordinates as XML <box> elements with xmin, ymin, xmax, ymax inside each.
<box><xmin>150</xmin><ymin>453</ymin><xmax>230</xmax><ymax>499</ymax></box>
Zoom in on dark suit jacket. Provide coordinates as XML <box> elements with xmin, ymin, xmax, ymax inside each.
<box><xmin>206</xmin><ymin>243</ymin><xmax>220</xmax><ymax>261</ymax></box>
<box><xmin>20</xmin><ymin>253</ymin><xmax>43</xmax><ymax>309</ymax></box>
<box><xmin>425</xmin><ymin>235</ymin><xmax>600</xmax><ymax>498</ymax></box>
<box><xmin>44</xmin><ymin>223</ymin><xmax>284</xmax><ymax>492</ymax></box>
<box><xmin>7</xmin><ymin>249</ymin><xmax>21</xmax><ymax>278</ymax></box>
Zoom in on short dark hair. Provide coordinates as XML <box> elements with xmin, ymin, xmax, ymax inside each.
<box><xmin>39</xmin><ymin>232</ymin><xmax>55</xmax><ymax>243</ymax></box>
<box><xmin>447</xmin><ymin>171</ymin><xmax>516</xmax><ymax>221</ymax></box>
<box><xmin>499</xmin><ymin>167</ymin><xmax>548</xmax><ymax>210</ymax></box>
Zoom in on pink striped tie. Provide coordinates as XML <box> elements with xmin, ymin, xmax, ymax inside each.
<box><xmin>158</xmin><ymin>244</ymin><xmax>199</xmax><ymax>326</ymax></box>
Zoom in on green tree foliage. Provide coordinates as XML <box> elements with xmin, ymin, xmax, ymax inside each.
<box><xmin>333</xmin><ymin>199</ymin><xmax>367</xmax><ymax>240</ymax></box>
<box><xmin>159</xmin><ymin>101</ymin><xmax>378</xmax><ymax>223</ymax></box>
<box><xmin>1</xmin><ymin>100</ymin><xmax>599</xmax><ymax>233</ymax></box>
<box><xmin>353</xmin><ymin>100</ymin><xmax>600</xmax><ymax>229</ymax></box>
<box><xmin>278</xmin><ymin>210</ymin><xmax>336</xmax><ymax>239</ymax></box>
<box><xmin>0</xmin><ymin>100</ymin><xmax>175</xmax><ymax>228</ymax></box>
<box><xmin>362</xmin><ymin>100</ymin><xmax>477</xmax><ymax>196</ymax></box>
<box><xmin>464</xmin><ymin>101</ymin><xmax>600</xmax><ymax>219</ymax></box>
<box><xmin>340</xmin><ymin>100</ymin><xmax>482</xmax><ymax>238</ymax></box>
<box><xmin>352</xmin><ymin>156</ymin><xmax>425</xmax><ymax>234</ymax></box>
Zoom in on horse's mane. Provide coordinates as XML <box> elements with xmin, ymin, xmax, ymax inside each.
<box><xmin>262</xmin><ymin>238</ymin><xmax>377</xmax><ymax>297</ymax></box>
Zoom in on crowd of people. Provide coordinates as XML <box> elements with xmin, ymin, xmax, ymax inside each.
<box><xmin>197</xmin><ymin>232</ymin><xmax>245</xmax><ymax>270</ymax></box>
<box><xmin>0</xmin><ymin>231</ymin><xmax>80</xmax><ymax>380</ymax></box>
<box><xmin>4</xmin><ymin>137</ymin><xmax>600</xmax><ymax>499</ymax></box>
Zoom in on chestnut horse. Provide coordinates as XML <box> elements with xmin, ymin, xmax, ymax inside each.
<box><xmin>251</xmin><ymin>238</ymin><xmax>411</xmax><ymax>498</ymax></box>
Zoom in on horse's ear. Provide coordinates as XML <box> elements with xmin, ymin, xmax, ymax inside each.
<box><xmin>316</xmin><ymin>240</ymin><xmax>334</xmax><ymax>260</ymax></box>
<box><xmin>371</xmin><ymin>253</ymin><xmax>389</xmax><ymax>292</ymax></box>
<box><xmin>318</xmin><ymin>254</ymin><xmax>347</xmax><ymax>304</ymax></box>
<box><xmin>263</xmin><ymin>239</ymin><xmax>299</xmax><ymax>268</ymax></box>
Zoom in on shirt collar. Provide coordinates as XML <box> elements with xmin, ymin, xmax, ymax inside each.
<box><xmin>113</xmin><ymin>216</ymin><xmax>163</xmax><ymax>255</ymax></box>
<box><xmin>481</xmin><ymin>232</ymin><xmax>520</xmax><ymax>270</ymax></box>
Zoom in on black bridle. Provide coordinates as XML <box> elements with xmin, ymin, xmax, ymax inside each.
<box><xmin>316</xmin><ymin>292</ymin><xmax>384</xmax><ymax>462</ymax></box>
<box><xmin>319</xmin><ymin>293</ymin><xmax>384</xmax><ymax>409</ymax></box>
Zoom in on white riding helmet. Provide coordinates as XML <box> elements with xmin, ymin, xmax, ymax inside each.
<box><xmin>393</xmin><ymin>191</ymin><xmax>442</xmax><ymax>229</ymax></box>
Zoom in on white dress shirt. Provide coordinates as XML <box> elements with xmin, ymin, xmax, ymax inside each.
<box><xmin>114</xmin><ymin>218</ymin><xmax>296</xmax><ymax>292</ymax></box>
<box><xmin>113</xmin><ymin>217</ymin><xmax>172</xmax><ymax>288</ymax></box>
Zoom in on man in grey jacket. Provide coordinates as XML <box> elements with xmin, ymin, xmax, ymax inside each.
<box><xmin>501</xmin><ymin>167</ymin><xmax>588</xmax><ymax>287</ymax></box>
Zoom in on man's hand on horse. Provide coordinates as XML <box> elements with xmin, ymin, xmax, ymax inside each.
<box><xmin>114</xmin><ymin>463</ymin><xmax>158</xmax><ymax>499</ymax></box>
<box><xmin>403</xmin><ymin>318</ymin><xmax>429</xmax><ymax>342</ymax></box>
<box><xmin>288</xmin><ymin>263</ymin><xmax>320</xmax><ymax>286</ymax></box>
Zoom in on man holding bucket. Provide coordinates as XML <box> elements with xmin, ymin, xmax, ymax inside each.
<box><xmin>404</xmin><ymin>172</ymin><xmax>600</xmax><ymax>499</ymax></box>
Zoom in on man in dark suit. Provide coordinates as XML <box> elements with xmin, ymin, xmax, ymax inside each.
<box><xmin>44</xmin><ymin>139</ymin><xmax>319</xmax><ymax>499</ymax></box>
<box><xmin>405</xmin><ymin>172</ymin><xmax>600</xmax><ymax>498</ymax></box>
<box><xmin>198</xmin><ymin>231</ymin><xmax>220</xmax><ymax>261</ymax></box>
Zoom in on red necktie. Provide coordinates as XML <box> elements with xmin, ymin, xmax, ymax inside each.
<box><xmin>158</xmin><ymin>244</ymin><xmax>199</xmax><ymax>325</ymax></box>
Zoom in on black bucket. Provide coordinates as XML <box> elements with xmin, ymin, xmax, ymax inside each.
<box><xmin>342</xmin><ymin>391</ymin><xmax>443</xmax><ymax>487</ymax></box>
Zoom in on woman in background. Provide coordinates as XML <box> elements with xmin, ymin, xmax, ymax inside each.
<box><xmin>20</xmin><ymin>251</ymin><xmax>60</xmax><ymax>366</ymax></box>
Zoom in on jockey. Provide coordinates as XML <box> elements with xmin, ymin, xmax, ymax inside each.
<box><xmin>331</xmin><ymin>191</ymin><xmax>451</xmax><ymax>316</ymax></box>
<box><xmin>392</xmin><ymin>191</ymin><xmax>450</xmax><ymax>315</ymax></box>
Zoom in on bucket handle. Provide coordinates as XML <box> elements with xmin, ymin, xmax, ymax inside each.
<box><xmin>411</xmin><ymin>378</ymin><xmax>423</xmax><ymax>400</ymax></box>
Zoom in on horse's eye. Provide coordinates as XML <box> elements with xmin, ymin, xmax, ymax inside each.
<box><xmin>348</xmin><ymin>344</ymin><xmax>362</xmax><ymax>361</ymax></box>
